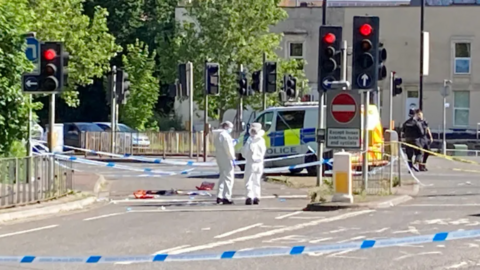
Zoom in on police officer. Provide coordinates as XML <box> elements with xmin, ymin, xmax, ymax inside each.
<box><xmin>416</xmin><ymin>109</ymin><xmax>433</xmax><ymax>171</ymax></box>
<box><xmin>401</xmin><ymin>109</ymin><xmax>424</xmax><ymax>172</ymax></box>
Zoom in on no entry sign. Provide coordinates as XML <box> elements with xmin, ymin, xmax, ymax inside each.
<box><xmin>331</xmin><ymin>93</ymin><xmax>357</xmax><ymax>124</ymax></box>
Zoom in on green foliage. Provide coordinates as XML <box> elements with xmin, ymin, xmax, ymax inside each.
<box><xmin>31</xmin><ymin>0</ymin><xmax>121</xmax><ymax>106</ymax></box>
<box><xmin>175</xmin><ymin>0</ymin><xmax>309</xmax><ymax>119</ymax></box>
<box><xmin>155</xmin><ymin>113</ymin><xmax>186</xmax><ymax>131</ymax></box>
<box><xmin>0</xmin><ymin>0</ymin><xmax>34</xmax><ymax>156</ymax></box>
<box><xmin>119</xmin><ymin>40</ymin><xmax>160</xmax><ymax>131</ymax></box>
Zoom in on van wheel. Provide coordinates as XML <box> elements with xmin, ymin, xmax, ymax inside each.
<box><xmin>289</xmin><ymin>168</ymin><xmax>303</xmax><ymax>174</ymax></box>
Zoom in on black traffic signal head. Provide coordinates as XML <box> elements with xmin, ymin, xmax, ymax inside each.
<box><xmin>393</xmin><ymin>76</ymin><xmax>403</xmax><ymax>97</ymax></box>
<box><xmin>351</xmin><ymin>16</ymin><xmax>380</xmax><ymax>90</ymax></box>
<box><xmin>206</xmin><ymin>63</ymin><xmax>220</xmax><ymax>95</ymax></box>
<box><xmin>318</xmin><ymin>26</ymin><xmax>342</xmax><ymax>92</ymax></box>
<box><xmin>378</xmin><ymin>42</ymin><xmax>387</xmax><ymax>81</ymax></box>
<box><xmin>238</xmin><ymin>71</ymin><xmax>248</xmax><ymax>96</ymax></box>
<box><xmin>284</xmin><ymin>74</ymin><xmax>297</xmax><ymax>98</ymax></box>
<box><xmin>251</xmin><ymin>70</ymin><xmax>261</xmax><ymax>92</ymax></box>
<box><xmin>40</xmin><ymin>42</ymin><xmax>64</xmax><ymax>92</ymax></box>
<box><xmin>178</xmin><ymin>63</ymin><xmax>188</xmax><ymax>97</ymax></box>
<box><xmin>116</xmin><ymin>69</ymin><xmax>131</xmax><ymax>104</ymax></box>
<box><xmin>263</xmin><ymin>61</ymin><xmax>277</xmax><ymax>93</ymax></box>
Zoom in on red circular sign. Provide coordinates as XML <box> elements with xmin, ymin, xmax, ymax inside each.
<box><xmin>331</xmin><ymin>93</ymin><xmax>357</xmax><ymax>123</ymax></box>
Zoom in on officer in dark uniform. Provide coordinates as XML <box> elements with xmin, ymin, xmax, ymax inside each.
<box><xmin>416</xmin><ymin>109</ymin><xmax>433</xmax><ymax>171</ymax></box>
<box><xmin>401</xmin><ymin>109</ymin><xmax>425</xmax><ymax>172</ymax></box>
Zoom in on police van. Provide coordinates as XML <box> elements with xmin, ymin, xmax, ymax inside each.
<box><xmin>234</xmin><ymin>102</ymin><xmax>385</xmax><ymax>175</ymax></box>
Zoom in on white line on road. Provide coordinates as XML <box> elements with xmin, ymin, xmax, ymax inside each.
<box><xmin>83</xmin><ymin>213</ymin><xmax>125</xmax><ymax>221</ymax></box>
<box><xmin>168</xmin><ymin>209</ymin><xmax>374</xmax><ymax>255</ymax></box>
<box><xmin>126</xmin><ymin>207</ymin><xmax>302</xmax><ymax>213</ymax></box>
<box><xmin>337</xmin><ymin>236</ymin><xmax>366</xmax><ymax>243</ymax></box>
<box><xmin>113</xmin><ymin>195</ymin><xmax>308</xmax><ymax>204</ymax></box>
<box><xmin>214</xmin><ymin>223</ymin><xmax>263</xmax><ymax>239</ymax></box>
<box><xmin>309</xmin><ymin>237</ymin><xmax>333</xmax><ymax>243</ymax></box>
<box><xmin>275</xmin><ymin>211</ymin><xmax>302</xmax><ymax>220</ymax></box>
<box><xmin>326</xmin><ymin>249</ymin><xmax>366</xmax><ymax>260</ymax></box>
<box><xmin>0</xmin><ymin>225</ymin><xmax>58</xmax><ymax>239</ymax></box>
<box><xmin>401</xmin><ymin>204</ymin><xmax>480</xmax><ymax>207</ymax></box>
<box><xmin>153</xmin><ymin>245</ymin><xmax>191</xmax><ymax>254</ymax></box>
<box><xmin>394</xmin><ymin>251</ymin><xmax>442</xmax><ymax>261</ymax></box>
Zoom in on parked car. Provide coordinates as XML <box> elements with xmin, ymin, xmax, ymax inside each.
<box><xmin>63</xmin><ymin>122</ymin><xmax>104</xmax><ymax>148</ymax></box>
<box><xmin>94</xmin><ymin>122</ymin><xmax>151</xmax><ymax>148</ymax></box>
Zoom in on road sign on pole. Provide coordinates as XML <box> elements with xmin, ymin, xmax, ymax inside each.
<box><xmin>326</xmin><ymin>90</ymin><xmax>362</xmax><ymax>149</ymax></box>
<box><xmin>25</xmin><ymin>36</ymin><xmax>40</xmax><ymax>74</ymax></box>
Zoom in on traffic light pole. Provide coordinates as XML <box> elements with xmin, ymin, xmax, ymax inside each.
<box><xmin>262</xmin><ymin>53</ymin><xmax>267</xmax><ymax>111</ymax></box>
<box><xmin>238</xmin><ymin>64</ymin><xmax>244</xmax><ymax>132</ymax></box>
<box><xmin>362</xmin><ymin>90</ymin><xmax>370</xmax><ymax>191</ymax></box>
<box><xmin>110</xmin><ymin>66</ymin><xmax>117</xmax><ymax>153</ymax></box>
<box><xmin>316</xmin><ymin>93</ymin><xmax>324</xmax><ymax>187</ymax></box>
<box><xmin>187</xmin><ymin>62</ymin><xmax>194</xmax><ymax>158</ymax></box>
<box><xmin>389</xmin><ymin>71</ymin><xmax>394</xmax><ymax>130</ymax></box>
<box><xmin>203</xmin><ymin>61</ymin><xmax>209</xmax><ymax>162</ymax></box>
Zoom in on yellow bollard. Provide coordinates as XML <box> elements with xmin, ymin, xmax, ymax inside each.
<box><xmin>332</xmin><ymin>152</ymin><xmax>354</xmax><ymax>203</ymax></box>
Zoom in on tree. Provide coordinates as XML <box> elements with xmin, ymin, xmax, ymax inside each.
<box><xmin>0</xmin><ymin>0</ymin><xmax>35</xmax><ymax>156</ymax></box>
<box><xmin>31</xmin><ymin>0</ymin><xmax>121</xmax><ymax>106</ymax></box>
<box><xmin>119</xmin><ymin>40</ymin><xmax>159</xmax><ymax>131</ymax></box>
<box><xmin>175</xmin><ymin>0</ymin><xmax>309</xmax><ymax>121</ymax></box>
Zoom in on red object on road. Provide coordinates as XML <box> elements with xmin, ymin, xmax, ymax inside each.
<box><xmin>133</xmin><ymin>190</ymin><xmax>154</xmax><ymax>199</ymax></box>
<box><xmin>196</xmin><ymin>181</ymin><xmax>215</xmax><ymax>190</ymax></box>
<box><xmin>330</xmin><ymin>93</ymin><xmax>358</xmax><ymax>124</ymax></box>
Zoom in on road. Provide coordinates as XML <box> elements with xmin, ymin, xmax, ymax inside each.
<box><xmin>1</xmin><ymin>156</ymin><xmax>480</xmax><ymax>269</ymax></box>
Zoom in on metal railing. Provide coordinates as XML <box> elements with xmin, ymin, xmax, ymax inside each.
<box><xmin>0</xmin><ymin>156</ymin><xmax>73</xmax><ymax>208</ymax></box>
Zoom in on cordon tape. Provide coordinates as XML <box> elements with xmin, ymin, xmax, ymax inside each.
<box><xmin>3</xmin><ymin>229</ymin><xmax>480</xmax><ymax>263</ymax></box>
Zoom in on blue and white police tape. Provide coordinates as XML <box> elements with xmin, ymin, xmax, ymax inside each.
<box><xmin>54</xmin><ymin>154</ymin><xmax>195</xmax><ymax>176</ymax></box>
<box><xmin>54</xmin><ymin>143</ymin><xmax>317</xmax><ymax>167</ymax></box>
<box><xmin>5</xmin><ymin>229</ymin><xmax>480</xmax><ymax>263</ymax></box>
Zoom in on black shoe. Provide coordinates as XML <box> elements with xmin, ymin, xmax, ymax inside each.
<box><xmin>222</xmin><ymin>199</ymin><xmax>234</xmax><ymax>205</ymax></box>
<box><xmin>245</xmin><ymin>198</ymin><xmax>252</xmax><ymax>205</ymax></box>
<box><xmin>216</xmin><ymin>198</ymin><xmax>223</xmax><ymax>204</ymax></box>
<box><xmin>253</xmin><ymin>198</ymin><xmax>259</xmax><ymax>205</ymax></box>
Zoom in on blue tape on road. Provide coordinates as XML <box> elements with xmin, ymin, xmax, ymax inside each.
<box><xmin>5</xmin><ymin>229</ymin><xmax>480</xmax><ymax>263</ymax></box>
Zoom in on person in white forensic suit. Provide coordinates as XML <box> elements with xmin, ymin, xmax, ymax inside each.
<box><xmin>242</xmin><ymin>123</ymin><xmax>266</xmax><ymax>205</ymax></box>
<box><xmin>214</xmin><ymin>121</ymin><xmax>236</xmax><ymax>205</ymax></box>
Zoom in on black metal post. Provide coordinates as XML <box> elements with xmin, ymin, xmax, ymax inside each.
<box><xmin>322</xmin><ymin>0</ymin><xmax>327</xmax><ymax>25</ymax></box>
<box><xmin>419</xmin><ymin>0</ymin><xmax>425</xmax><ymax>110</ymax></box>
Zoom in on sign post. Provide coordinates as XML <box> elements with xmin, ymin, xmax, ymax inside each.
<box><xmin>326</xmin><ymin>90</ymin><xmax>362</xmax><ymax>149</ymax></box>
<box><xmin>441</xmin><ymin>80</ymin><xmax>452</xmax><ymax>155</ymax></box>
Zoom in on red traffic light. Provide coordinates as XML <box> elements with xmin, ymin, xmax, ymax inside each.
<box><xmin>323</xmin><ymin>33</ymin><xmax>336</xmax><ymax>44</ymax></box>
<box><xmin>44</xmin><ymin>49</ymin><xmax>56</xmax><ymax>61</ymax></box>
<box><xmin>359</xmin><ymin>24</ymin><xmax>372</xmax><ymax>36</ymax></box>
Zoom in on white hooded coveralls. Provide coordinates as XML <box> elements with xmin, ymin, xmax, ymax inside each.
<box><xmin>242</xmin><ymin>129</ymin><xmax>266</xmax><ymax>199</ymax></box>
<box><xmin>214</xmin><ymin>129</ymin><xmax>236</xmax><ymax>200</ymax></box>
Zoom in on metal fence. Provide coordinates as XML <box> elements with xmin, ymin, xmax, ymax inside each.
<box><xmin>0</xmin><ymin>156</ymin><xmax>73</xmax><ymax>208</ymax></box>
<box><xmin>82</xmin><ymin>131</ymin><xmax>217</xmax><ymax>157</ymax></box>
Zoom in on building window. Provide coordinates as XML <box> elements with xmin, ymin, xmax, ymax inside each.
<box><xmin>289</xmin><ymin>42</ymin><xmax>304</xmax><ymax>59</ymax></box>
<box><xmin>454</xmin><ymin>42</ymin><xmax>471</xmax><ymax>74</ymax></box>
<box><xmin>453</xmin><ymin>91</ymin><xmax>470</xmax><ymax>127</ymax></box>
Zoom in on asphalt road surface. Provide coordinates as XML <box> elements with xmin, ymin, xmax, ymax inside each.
<box><xmin>1</xmin><ymin>156</ymin><xmax>480</xmax><ymax>269</ymax></box>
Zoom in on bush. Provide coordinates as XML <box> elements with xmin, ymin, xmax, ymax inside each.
<box><xmin>155</xmin><ymin>113</ymin><xmax>186</xmax><ymax>131</ymax></box>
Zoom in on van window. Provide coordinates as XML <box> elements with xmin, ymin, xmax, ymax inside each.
<box><xmin>276</xmin><ymin>110</ymin><xmax>305</xmax><ymax>131</ymax></box>
<box><xmin>255</xmin><ymin>112</ymin><xmax>274</xmax><ymax>131</ymax></box>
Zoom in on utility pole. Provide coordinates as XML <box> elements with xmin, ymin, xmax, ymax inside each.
<box><xmin>389</xmin><ymin>71</ymin><xmax>394</xmax><ymax>130</ymax></box>
<box><xmin>419</xmin><ymin>0</ymin><xmax>425</xmax><ymax>110</ymax></box>
<box><xmin>362</xmin><ymin>91</ymin><xmax>370</xmax><ymax>190</ymax></box>
<box><xmin>238</xmin><ymin>64</ymin><xmax>244</xmax><ymax>132</ymax></box>
<box><xmin>110</xmin><ymin>66</ymin><xmax>117</xmax><ymax>153</ymax></box>
<box><xmin>262</xmin><ymin>53</ymin><xmax>267</xmax><ymax>111</ymax></box>
<box><xmin>187</xmin><ymin>62</ymin><xmax>194</xmax><ymax>158</ymax></box>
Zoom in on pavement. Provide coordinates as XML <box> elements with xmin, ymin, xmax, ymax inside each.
<box><xmin>0</xmin><ymin>156</ymin><xmax>480</xmax><ymax>269</ymax></box>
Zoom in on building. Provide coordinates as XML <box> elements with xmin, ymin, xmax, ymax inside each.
<box><xmin>176</xmin><ymin>1</ymin><xmax>480</xmax><ymax>133</ymax></box>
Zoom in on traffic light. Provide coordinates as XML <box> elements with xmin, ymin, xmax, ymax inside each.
<box><xmin>205</xmin><ymin>62</ymin><xmax>220</xmax><ymax>95</ymax></box>
<box><xmin>116</xmin><ymin>69</ymin><xmax>131</xmax><ymax>104</ymax></box>
<box><xmin>251</xmin><ymin>70</ymin><xmax>261</xmax><ymax>92</ymax></box>
<box><xmin>318</xmin><ymin>26</ymin><xmax>342</xmax><ymax>91</ymax></box>
<box><xmin>392</xmin><ymin>75</ymin><xmax>403</xmax><ymax>97</ymax></box>
<box><xmin>351</xmin><ymin>16</ymin><xmax>380</xmax><ymax>90</ymax></box>
<box><xmin>238</xmin><ymin>71</ymin><xmax>248</xmax><ymax>96</ymax></box>
<box><xmin>40</xmin><ymin>42</ymin><xmax>65</xmax><ymax>92</ymax></box>
<box><xmin>263</xmin><ymin>61</ymin><xmax>277</xmax><ymax>93</ymax></box>
<box><xmin>178</xmin><ymin>63</ymin><xmax>188</xmax><ymax>97</ymax></box>
<box><xmin>378</xmin><ymin>42</ymin><xmax>387</xmax><ymax>81</ymax></box>
<box><xmin>283</xmin><ymin>74</ymin><xmax>297</xmax><ymax>98</ymax></box>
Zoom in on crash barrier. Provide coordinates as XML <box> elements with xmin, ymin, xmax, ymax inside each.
<box><xmin>5</xmin><ymin>229</ymin><xmax>480</xmax><ymax>263</ymax></box>
<box><xmin>0</xmin><ymin>156</ymin><xmax>72</xmax><ymax>207</ymax></box>
<box><xmin>54</xmin><ymin>154</ymin><xmax>333</xmax><ymax>176</ymax></box>
<box><xmin>82</xmin><ymin>131</ymin><xmax>215</xmax><ymax>157</ymax></box>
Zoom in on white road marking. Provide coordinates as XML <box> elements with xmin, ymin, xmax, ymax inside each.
<box><xmin>394</xmin><ymin>251</ymin><xmax>442</xmax><ymax>261</ymax></box>
<box><xmin>0</xmin><ymin>225</ymin><xmax>58</xmax><ymax>238</ymax></box>
<box><xmin>445</xmin><ymin>262</ymin><xmax>468</xmax><ymax>269</ymax></box>
<box><xmin>153</xmin><ymin>245</ymin><xmax>191</xmax><ymax>254</ymax></box>
<box><xmin>83</xmin><ymin>212</ymin><xmax>124</xmax><ymax>221</ymax></box>
<box><xmin>290</xmin><ymin>216</ymin><xmax>324</xmax><ymax>220</ymax></box>
<box><xmin>337</xmin><ymin>236</ymin><xmax>366</xmax><ymax>243</ymax></box>
<box><xmin>309</xmin><ymin>237</ymin><xmax>333</xmax><ymax>243</ymax></box>
<box><xmin>169</xmin><ymin>209</ymin><xmax>374</xmax><ymax>255</ymax></box>
<box><xmin>263</xmin><ymin>235</ymin><xmax>307</xmax><ymax>244</ymax></box>
<box><xmin>402</xmin><ymin>204</ymin><xmax>480</xmax><ymax>207</ymax></box>
<box><xmin>214</xmin><ymin>223</ymin><xmax>263</xmax><ymax>239</ymax></box>
<box><xmin>275</xmin><ymin>211</ymin><xmax>302</xmax><ymax>220</ymax></box>
<box><xmin>361</xmin><ymin>227</ymin><xmax>390</xmax><ymax>234</ymax></box>
<box><xmin>260</xmin><ymin>225</ymin><xmax>286</xmax><ymax>228</ymax></box>
<box><xmin>326</xmin><ymin>249</ymin><xmax>366</xmax><ymax>260</ymax></box>
<box><xmin>126</xmin><ymin>207</ymin><xmax>302</xmax><ymax>213</ymax></box>
<box><xmin>393</xmin><ymin>226</ymin><xmax>420</xmax><ymax>235</ymax></box>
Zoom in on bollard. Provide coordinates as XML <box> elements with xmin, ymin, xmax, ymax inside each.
<box><xmin>331</xmin><ymin>152</ymin><xmax>353</xmax><ymax>203</ymax></box>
